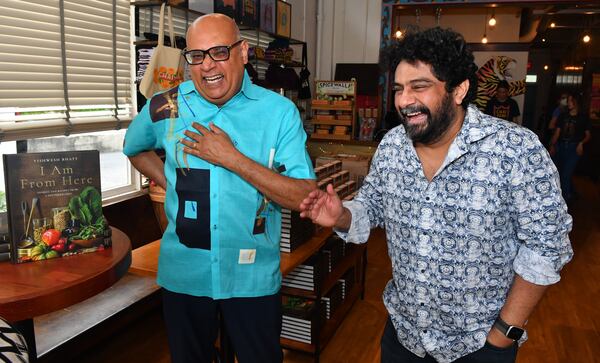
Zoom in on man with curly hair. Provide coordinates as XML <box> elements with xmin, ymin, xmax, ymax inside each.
<box><xmin>300</xmin><ymin>27</ymin><xmax>572</xmax><ymax>363</ymax></box>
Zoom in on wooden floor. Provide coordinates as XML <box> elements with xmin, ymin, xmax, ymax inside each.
<box><xmin>63</xmin><ymin>176</ymin><xmax>599</xmax><ymax>363</ymax></box>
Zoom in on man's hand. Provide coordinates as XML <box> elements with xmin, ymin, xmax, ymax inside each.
<box><xmin>299</xmin><ymin>184</ymin><xmax>344</xmax><ymax>227</ymax></box>
<box><xmin>180</xmin><ymin>122</ymin><xmax>240</xmax><ymax>169</ymax></box>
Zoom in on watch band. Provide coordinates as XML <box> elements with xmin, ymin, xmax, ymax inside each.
<box><xmin>493</xmin><ymin>316</ymin><xmax>525</xmax><ymax>340</ymax></box>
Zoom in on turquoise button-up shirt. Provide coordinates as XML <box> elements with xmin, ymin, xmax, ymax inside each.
<box><xmin>124</xmin><ymin>71</ymin><xmax>315</xmax><ymax>299</ymax></box>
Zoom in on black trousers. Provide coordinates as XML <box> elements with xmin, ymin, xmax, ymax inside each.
<box><xmin>162</xmin><ymin>289</ymin><xmax>283</xmax><ymax>363</ymax></box>
<box><xmin>381</xmin><ymin>317</ymin><xmax>518</xmax><ymax>363</ymax></box>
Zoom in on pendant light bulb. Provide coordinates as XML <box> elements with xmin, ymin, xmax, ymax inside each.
<box><xmin>482</xmin><ymin>35</ymin><xmax>488</xmax><ymax>44</ymax></box>
<box><xmin>395</xmin><ymin>28</ymin><xmax>403</xmax><ymax>39</ymax></box>
<box><xmin>488</xmin><ymin>16</ymin><xmax>496</xmax><ymax>27</ymax></box>
<box><xmin>583</xmin><ymin>34</ymin><xmax>591</xmax><ymax>43</ymax></box>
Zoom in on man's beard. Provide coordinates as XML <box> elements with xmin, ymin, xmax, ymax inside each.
<box><xmin>398</xmin><ymin>93</ymin><xmax>456</xmax><ymax>145</ymax></box>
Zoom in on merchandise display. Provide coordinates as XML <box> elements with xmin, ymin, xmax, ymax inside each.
<box><xmin>310</xmin><ymin>80</ymin><xmax>357</xmax><ymax>140</ymax></box>
<box><xmin>280</xmin><ymin>158</ymin><xmax>364</xmax><ymax>357</ymax></box>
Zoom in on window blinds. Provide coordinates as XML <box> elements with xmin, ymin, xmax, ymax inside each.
<box><xmin>0</xmin><ymin>0</ymin><xmax>133</xmax><ymax>142</ymax></box>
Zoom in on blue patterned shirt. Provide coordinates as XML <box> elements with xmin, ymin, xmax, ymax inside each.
<box><xmin>339</xmin><ymin>105</ymin><xmax>573</xmax><ymax>362</ymax></box>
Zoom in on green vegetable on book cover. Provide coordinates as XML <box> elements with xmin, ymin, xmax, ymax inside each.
<box><xmin>68</xmin><ymin>186</ymin><xmax>105</xmax><ymax>226</ymax></box>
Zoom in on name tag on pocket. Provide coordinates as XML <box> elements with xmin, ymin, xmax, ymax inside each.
<box><xmin>239</xmin><ymin>249</ymin><xmax>256</xmax><ymax>264</ymax></box>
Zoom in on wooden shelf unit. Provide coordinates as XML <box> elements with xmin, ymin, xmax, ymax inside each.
<box><xmin>310</xmin><ymin>80</ymin><xmax>357</xmax><ymax>141</ymax></box>
<box><xmin>280</xmin><ymin>227</ymin><xmax>332</xmax><ymax>276</ymax></box>
<box><xmin>311</xmin><ymin>104</ymin><xmax>354</xmax><ymax>112</ymax></box>
<box><xmin>280</xmin><ymin>229</ymin><xmax>367</xmax><ymax>362</ymax></box>
<box><xmin>281</xmin><ymin>242</ymin><xmax>365</xmax><ymax>299</ymax></box>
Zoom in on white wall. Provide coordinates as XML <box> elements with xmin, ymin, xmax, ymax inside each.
<box><xmin>286</xmin><ymin>0</ymin><xmax>317</xmax><ymax>87</ymax></box>
<box><xmin>316</xmin><ymin>0</ymin><xmax>382</xmax><ymax>80</ymax></box>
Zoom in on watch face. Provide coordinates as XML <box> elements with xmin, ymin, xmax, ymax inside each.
<box><xmin>506</xmin><ymin>326</ymin><xmax>524</xmax><ymax>340</ymax></box>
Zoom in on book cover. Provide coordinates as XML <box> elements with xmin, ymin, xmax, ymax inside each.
<box><xmin>2</xmin><ymin>150</ymin><xmax>111</xmax><ymax>264</ymax></box>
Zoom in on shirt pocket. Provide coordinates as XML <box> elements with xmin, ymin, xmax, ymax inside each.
<box><xmin>174</xmin><ymin>168</ymin><xmax>211</xmax><ymax>250</ymax></box>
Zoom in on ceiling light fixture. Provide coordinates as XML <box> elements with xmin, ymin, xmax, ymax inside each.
<box><xmin>482</xmin><ymin>12</ymin><xmax>488</xmax><ymax>44</ymax></box>
<box><xmin>542</xmin><ymin>38</ymin><xmax>546</xmax><ymax>42</ymax></box>
<box><xmin>583</xmin><ymin>34</ymin><xmax>591</xmax><ymax>43</ymax></box>
<box><xmin>550</xmin><ymin>22</ymin><xmax>556</xmax><ymax>28</ymax></box>
<box><xmin>544</xmin><ymin>65</ymin><xmax>549</xmax><ymax>71</ymax></box>
<box><xmin>488</xmin><ymin>10</ymin><xmax>496</xmax><ymax>27</ymax></box>
<box><xmin>395</xmin><ymin>28</ymin><xmax>403</xmax><ymax>39</ymax></box>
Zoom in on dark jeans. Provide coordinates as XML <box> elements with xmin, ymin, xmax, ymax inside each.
<box><xmin>162</xmin><ymin>289</ymin><xmax>283</xmax><ymax>363</ymax></box>
<box><xmin>554</xmin><ymin>141</ymin><xmax>580</xmax><ymax>201</ymax></box>
<box><xmin>381</xmin><ymin>317</ymin><xmax>518</xmax><ymax>363</ymax></box>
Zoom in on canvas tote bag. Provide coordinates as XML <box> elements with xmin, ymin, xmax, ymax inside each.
<box><xmin>139</xmin><ymin>3</ymin><xmax>185</xmax><ymax>98</ymax></box>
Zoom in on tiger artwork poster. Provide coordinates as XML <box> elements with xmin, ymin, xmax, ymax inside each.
<box><xmin>472</xmin><ymin>52</ymin><xmax>527</xmax><ymax>117</ymax></box>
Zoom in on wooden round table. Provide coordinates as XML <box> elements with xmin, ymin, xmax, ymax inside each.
<box><xmin>0</xmin><ymin>227</ymin><xmax>131</xmax><ymax>360</ymax></box>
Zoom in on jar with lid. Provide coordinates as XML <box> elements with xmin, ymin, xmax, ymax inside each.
<box><xmin>32</xmin><ymin>218</ymin><xmax>52</xmax><ymax>244</ymax></box>
<box><xmin>52</xmin><ymin>207</ymin><xmax>71</xmax><ymax>232</ymax></box>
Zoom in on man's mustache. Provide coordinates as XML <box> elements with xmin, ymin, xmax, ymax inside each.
<box><xmin>398</xmin><ymin>106</ymin><xmax>430</xmax><ymax>119</ymax></box>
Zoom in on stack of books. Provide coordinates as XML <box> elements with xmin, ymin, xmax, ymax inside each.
<box><xmin>281</xmin><ymin>314</ymin><xmax>314</xmax><ymax>344</ymax></box>
<box><xmin>321</xmin><ymin>281</ymin><xmax>344</xmax><ymax>320</ymax></box>
<box><xmin>0</xmin><ymin>239</ymin><xmax>10</xmax><ymax>262</ymax></box>
<box><xmin>280</xmin><ymin>208</ymin><xmax>315</xmax><ymax>253</ymax></box>
<box><xmin>281</xmin><ymin>295</ymin><xmax>321</xmax><ymax>344</ymax></box>
<box><xmin>321</xmin><ymin>235</ymin><xmax>344</xmax><ymax>273</ymax></box>
<box><xmin>334</xmin><ymin>180</ymin><xmax>357</xmax><ymax>200</ymax></box>
<box><xmin>339</xmin><ymin>268</ymin><xmax>356</xmax><ymax>300</ymax></box>
<box><xmin>282</xmin><ymin>254</ymin><xmax>325</xmax><ymax>292</ymax></box>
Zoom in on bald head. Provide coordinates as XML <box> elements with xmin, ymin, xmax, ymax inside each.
<box><xmin>184</xmin><ymin>13</ymin><xmax>249</xmax><ymax>106</ymax></box>
<box><xmin>187</xmin><ymin>13</ymin><xmax>240</xmax><ymax>45</ymax></box>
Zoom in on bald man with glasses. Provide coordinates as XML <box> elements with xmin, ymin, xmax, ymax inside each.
<box><xmin>124</xmin><ymin>14</ymin><xmax>315</xmax><ymax>363</ymax></box>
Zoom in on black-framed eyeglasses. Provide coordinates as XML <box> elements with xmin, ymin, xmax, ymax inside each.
<box><xmin>182</xmin><ymin>40</ymin><xmax>243</xmax><ymax>65</ymax></box>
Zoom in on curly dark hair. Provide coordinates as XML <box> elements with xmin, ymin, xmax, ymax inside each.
<box><xmin>382</xmin><ymin>27</ymin><xmax>478</xmax><ymax>109</ymax></box>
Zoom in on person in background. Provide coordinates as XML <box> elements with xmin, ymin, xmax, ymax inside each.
<box><xmin>544</xmin><ymin>92</ymin><xmax>569</xmax><ymax>146</ymax></box>
<box><xmin>549</xmin><ymin>93</ymin><xmax>592</xmax><ymax>202</ymax></box>
<box><xmin>300</xmin><ymin>27</ymin><xmax>573</xmax><ymax>363</ymax></box>
<box><xmin>549</xmin><ymin>92</ymin><xmax>569</xmax><ymax>131</ymax></box>
<box><xmin>485</xmin><ymin>80</ymin><xmax>521</xmax><ymax>123</ymax></box>
<box><xmin>124</xmin><ymin>13</ymin><xmax>315</xmax><ymax>363</ymax></box>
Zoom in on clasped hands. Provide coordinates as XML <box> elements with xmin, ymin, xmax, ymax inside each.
<box><xmin>180</xmin><ymin>122</ymin><xmax>240</xmax><ymax>168</ymax></box>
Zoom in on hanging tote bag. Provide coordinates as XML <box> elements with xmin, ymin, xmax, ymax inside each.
<box><xmin>298</xmin><ymin>43</ymin><xmax>311</xmax><ymax>99</ymax></box>
<box><xmin>139</xmin><ymin>3</ymin><xmax>185</xmax><ymax>98</ymax></box>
